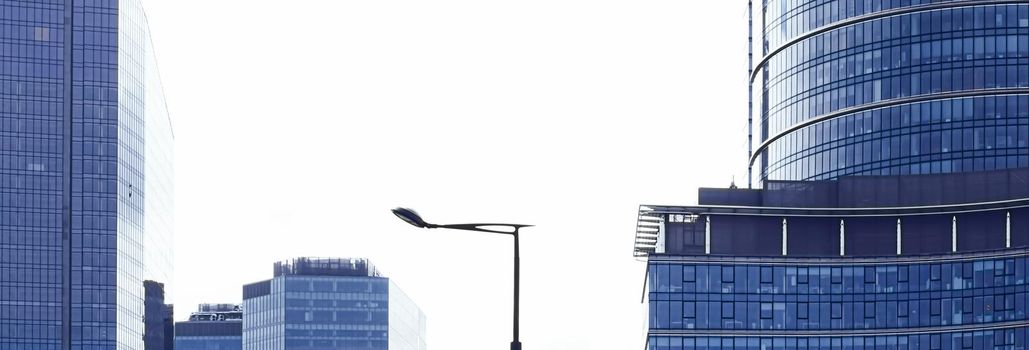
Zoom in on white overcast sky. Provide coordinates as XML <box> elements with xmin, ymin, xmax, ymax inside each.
<box><xmin>144</xmin><ymin>1</ymin><xmax>749</xmax><ymax>349</ymax></box>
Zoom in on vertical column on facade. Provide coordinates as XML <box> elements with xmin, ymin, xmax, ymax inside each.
<box><xmin>655</xmin><ymin>215</ymin><xmax>666</xmax><ymax>254</ymax></box>
<box><xmin>896</xmin><ymin>218</ymin><xmax>903</xmax><ymax>255</ymax></box>
<box><xmin>781</xmin><ymin>218</ymin><xmax>788</xmax><ymax>256</ymax></box>
<box><xmin>952</xmin><ymin>216</ymin><xmax>958</xmax><ymax>252</ymax></box>
<box><xmin>1007</xmin><ymin>212</ymin><xmax>1012</xmax><ymax>248</ymax></box>
<box><xmin>839</xmin><ymin>219</ymin><xmax>845</xmax><ymax>256</ymax></box>
<box><xmin>61</xmin><ymin>1</ymin><xmax>74</xmax><ymax>350</ymax></box>
<box><xmin>705</xmin><ymin>216</ymin><xmax>711</xmax><ymax>254</ymax></box>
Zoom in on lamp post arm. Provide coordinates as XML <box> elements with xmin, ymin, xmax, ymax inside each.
<box><xmin>434</xmin><ymin>223</ymin><xmax>531</xmax><ymax>235</ymax></box>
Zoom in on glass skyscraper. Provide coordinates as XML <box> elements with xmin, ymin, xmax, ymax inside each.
<box><xmin>242</xmin><ymin>258</ymin><xmax>427</xmax><ymax>350</ymax></box>
<box><xmin>0</xmin><ymin>0</ymin><xmax>174</xmax><ymax>350</ymax></box>
<box><xmin>755</xmin><ymin>1</ymin><xmax>1029</xmax><ymax>182</ymax></box>
<box><xmin>639</xmin><ymin>1</ymin><xmax>1029</xmax><ymax>349</ymax></box>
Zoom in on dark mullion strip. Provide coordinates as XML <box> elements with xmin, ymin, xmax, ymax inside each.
<box><xmin>61</xmin><ymin>0</ymin><xmax>73</xmax><ymax>349</ymax></box>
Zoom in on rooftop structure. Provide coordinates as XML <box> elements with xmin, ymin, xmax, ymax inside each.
<box><xmin>635</xmin><ymin>168</ymin><xmax>1029</xmax><ymax>258</ymax></box>
<box><xmin>187</xmin><ymin>304</ymin><xmax>243</xmax><ymax>322</ymax></box>
<box><xmin>273</xmin><ymin>257</ymin><xmax>382</xmax><ymax>278</ymax></box>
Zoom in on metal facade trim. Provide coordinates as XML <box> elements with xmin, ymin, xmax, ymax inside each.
<box><xmin>648</xmin><ymin>320</ymin><xmax>1029</xmax><ymax>338</ymax></box>
<box><xmin>647</xmin><ymin>246</ymin><xmax>1029</xmax><ymax>265</ymax></box>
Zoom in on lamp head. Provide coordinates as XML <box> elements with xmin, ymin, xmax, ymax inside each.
<box><xmin>391</xmin><ymin>207</ymin><xmax>432</xmax><ymax>228</ymax></box>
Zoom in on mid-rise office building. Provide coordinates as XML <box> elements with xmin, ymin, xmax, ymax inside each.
<box><xmin>639</xmin><ymin>2</ymin><xmax>1029</xmax><ymax>349</ymax></box>
<box><xmin>242</xmin><ymin>257</ymin><xmax>426</xmax><ymax>350</ymax></box>
<box><xmin>175</xmin><ymin>304</ymin><xmax>244</xmax><ymax>350</ymax></box>
<box><xmin>0</xmin><ymin>1</ymin><xmax>174</xmax><ymax>350</ymax></box>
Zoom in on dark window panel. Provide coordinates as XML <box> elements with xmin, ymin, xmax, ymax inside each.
<box><xmin>901</xmin><ymin>214</ymin><xmax>951</xmax><ymax>255</ymax></box>
<box><xmin>956</xmin><ymin>210</ymin><xmax>1007</xmax><ymax>251</ymax></box>
<box><xmin>1012</xmin><ymin>207</ymin><xmax>1029</xmax><ymax>247</ymax></box>
<box><xmin>787</xmin><ymin>216</ymin><xmax>841</xmax><ymax>256</ymax></box>
<box><xmin>709</xmin><ymin>215</ymin><xmax>782</xmax><ymax>256</ymax></box>
<box><xmin>844</xmin><ymin>217</ymin><xmax>897</xmax><ymax>256</ymax></box>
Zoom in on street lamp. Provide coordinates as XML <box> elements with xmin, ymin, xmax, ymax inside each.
<box><xmin>391</xmin><ymin>207</ymin><xmax>531</xmax><ymax>350</ymax></box>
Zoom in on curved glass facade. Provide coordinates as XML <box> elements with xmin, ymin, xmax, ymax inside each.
<box><xmin>767</xmin><ymin>95</ymin><xmax>1029</xmax><ymax>180</ymax></box>
<box><xmin>763</xmin><ymin>0</ymin><xmax>984</xmax><ymax>52</ymax></box>
<box><xmin>755</xmin><ymin>1</ymin><xmax>1029</xmax><ymax>182</ymax></box>
<box><xmin>647</xmin><ymin>252</ymin><xmax>1029</xmax><ymax>350</ymax></box>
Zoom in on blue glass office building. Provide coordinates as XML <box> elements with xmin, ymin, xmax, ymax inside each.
<box><xmin>175</xmin><ymin>304</ymin><xmax>243</xmax><ymax>350</ymax></box>
<box><xmin>0</xmin><ymin>0</ymin><xmax>174</xmax><ymax>350</ymax></box>
<box><xmin>639</xmin><ymin>1</ymin><xmax>1029</xmax><ymax>349</ymax></box>
<box><xmin>242</xmin><ymin>258</ymin><xmax>426</xmax><ymax>350</ymax></box>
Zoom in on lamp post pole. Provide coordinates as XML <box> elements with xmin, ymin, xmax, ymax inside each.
<box><xmin>390</xmin><ymin>207</ymin><xmax>530</xmax><ymax>350</ymax></box>
<box><xmin>512</xmin><ymin>228</ymin><xmax>520</xmax><ymax>350</ymax></box>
